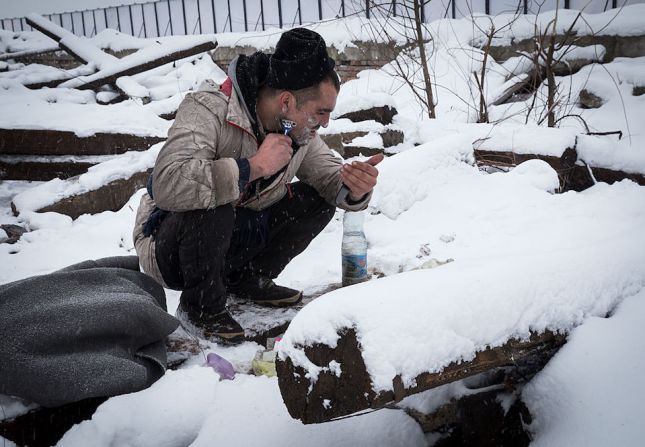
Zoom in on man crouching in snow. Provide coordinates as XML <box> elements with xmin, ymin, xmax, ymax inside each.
<box><xmin>133</xmin><ymin>28</ymin><xmax>383</xmax><ymax>344</ymax></box>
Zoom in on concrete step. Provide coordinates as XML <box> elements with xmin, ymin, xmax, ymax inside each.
<box><xmin>0</xmin><ymin>128</ymin><xmax>165</xmax><ymax>156</ymax></box>
<box><xmin>0</xmin><ymin>154</ymin><xmax>117</xmax><ymax>181</ymax></box>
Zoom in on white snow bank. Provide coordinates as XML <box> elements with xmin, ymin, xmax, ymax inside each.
<box><xmin>57</xmin><ymin>367</ymin><xmax>219</xmax><ymax>447</ymax></box>
<box><xmin>333</xmin><ymin>89</ymin><xmax>397</xmax><ymax>118</ymax></box>
<box><xmin>554</xmin><ymin>44</ymin><xmax>606</xmax><ymax>64</ymax></box>
<box><xmin>319</xmin><ymin>118</ymin><xmax>385</xmax><ymax>135</ymax></box>
<box><xmin>523</xmin><ymin>289</ymin><xmax>645</xmax><ymax>447</ymax></box>
<box><xmin>12</xmin><ymin>142</ymin><xmax>163</xmax><ymax>213</ymax></box>
<box><xmin>577</xmin><ymin>134</ymin><xmax>645</xmax><ymax>175</ymax></box>
<box><xmin>0</xmin><ymin>190</ymin><xmax>143</xmax><ymax>283</ymax></box>
<box><xmin>0</xmin><ymin>29</ymin><xmax>56</xmax><ymax>54</ymax></box>
<box><xmin>0</xmin><ymin>79</ymin><xmax>170</xmax><ymax>136</ymax></box>
<box><xmin>368</xmin><ymin>134</ymin><xmax>475</xmax><ymax>219</ymax></box>
<box><xmin>473</xmin><ymin>125</ymin><xmax>578</xmax><ymax>157</ymax></box>
<box><xmin>57</xmin><ymin>368</ymin><xmax>426</xmax><ymax>447</ymax></box>
<box><xmin>507</xmin><ymin>159</ymin><xmax>560</xmax><ymax>192</ymax></box>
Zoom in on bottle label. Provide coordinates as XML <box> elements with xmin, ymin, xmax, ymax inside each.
<box><xmin>342</xmin><ymin>253</ymin><xmax>367</xmax><ymax>284</ymax></box>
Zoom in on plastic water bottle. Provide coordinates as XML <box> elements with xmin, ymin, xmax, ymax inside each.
<box><xmin>206</xmin><ymin>352</ymin><xmax>235</xmax><ymax>380</ymax></box>
<box><xmin>342</xmin><ymin>211</ymin><xmax>368</xmax><ymax>287</ymax></box>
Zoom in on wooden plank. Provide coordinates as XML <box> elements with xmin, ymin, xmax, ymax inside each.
<box><xmin>26</xmin><ymin>14</ymin><xmax>115</xmax><ymax>67</ymax></box>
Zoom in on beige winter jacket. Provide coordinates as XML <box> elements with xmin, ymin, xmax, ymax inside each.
<box><xmin>133</xmin><ymin>77</ymin><xmax>371</xmax><ymax>287</ymax></box>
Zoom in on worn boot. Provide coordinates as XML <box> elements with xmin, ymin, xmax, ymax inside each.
<box><xmin>228</xmin><ymin>277</ymin><xmax>303</xmax><ymax>307</ymax></box>
<box><xmin>175</xmin><ymin>303</ymin><xmax>245</xmax><ymax>345</ymax></box>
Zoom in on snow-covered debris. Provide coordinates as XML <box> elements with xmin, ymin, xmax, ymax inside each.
<box><xmin>278</xmin><ymin>151</ymin><xmax>645</xmax><ymax>394</ymax></box>
<box><xmin>58</xmin><ymin>35</ymin><xmax>217</xmax><ymax>89</ymax></box>
<box><xmin>0</xmin><ymin>29</ymin><xmax>57</xmax><ymax>56</ymax></box>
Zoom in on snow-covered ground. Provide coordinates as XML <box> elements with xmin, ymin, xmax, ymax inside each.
<box><xmin>2</xmin><ymin>5</ymin><xmax>645</xmax><ymax>446</ymax></box>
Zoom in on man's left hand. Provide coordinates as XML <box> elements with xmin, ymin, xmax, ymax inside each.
<box><xmin>340</xmin><ymin>154</ymin><xmax>385</xmax><ymax>202</ymax></box>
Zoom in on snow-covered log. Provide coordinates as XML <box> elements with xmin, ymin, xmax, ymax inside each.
<box><xmin>473</xmin><ymin>147</ymin><xmax>578</xmax><ymax>173</ymax></box>
<box><xmin>276</xmin><ymin>329</ymin><xmax>565</xmax><ymax>424</ymax></box>
<box><xmin>26</xmin><ymin>14</ymin><xmax>117</xmax><ymax>69</ymax></box>
<box><xmin>58</xmin><ymin>39</ymin><xmax>217</xmax><ymax>91</ymax></box>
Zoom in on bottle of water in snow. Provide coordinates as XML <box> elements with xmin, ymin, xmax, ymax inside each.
<box><xmin>342</xmin><ymin>211</ymin><xmax>368</xmax><ymax>287</ymax></box>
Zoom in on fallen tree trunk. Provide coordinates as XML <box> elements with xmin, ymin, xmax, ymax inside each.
<box><xmin>0</xmin><ymin>129</ymin><xmax>165</xmax><ymax>156</ymax></box>
<box><xmin>276</xmin><ymin>328</ymin><xmax>566</xmax><ymax>424</ymax></box>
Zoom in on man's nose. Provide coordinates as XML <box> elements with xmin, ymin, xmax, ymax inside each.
<box><xmin>320</xmin><ymin>114</ymin><xmax>330</xmax><ymax>128</ymax></box>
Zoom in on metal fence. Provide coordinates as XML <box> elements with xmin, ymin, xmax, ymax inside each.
<box><xmin>0</xmin><ymin>0</ymin><xmax>639</xmax><ymax>37</ymax></box>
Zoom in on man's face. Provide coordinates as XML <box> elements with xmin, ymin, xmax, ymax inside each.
<box><xmin>282</xmin><ymin>81</ymin><xmax>337</xmax><ymax>146</ymax></box>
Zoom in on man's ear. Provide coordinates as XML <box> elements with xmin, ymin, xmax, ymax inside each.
<box><xmin>278</xmin><ymin>90</ymin><xmax>293</xmax><ymax>113</ymax></box>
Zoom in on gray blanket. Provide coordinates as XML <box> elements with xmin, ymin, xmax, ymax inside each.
<box><xmin>0</xmin><ymin>256</ymin><xmax>179</xmax><ymax>407</ymax></box>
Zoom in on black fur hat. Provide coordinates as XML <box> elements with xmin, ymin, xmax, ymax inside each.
<box><xmin>266</xmin><ymin>28</ymin><xmax>336</xmax><ymax>91</ymax></box>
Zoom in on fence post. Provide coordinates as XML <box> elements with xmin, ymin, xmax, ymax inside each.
<box><xmin>227</xmin><ymin>0</ymin><xmax>233</xmax><ymax>31</ymax></box>
<box><xmin>117</xmin><ymin>8</ymin><xmax>122</xmax><ymax>31</ymax></box>
<box><xmin>298</xmin><ymin>0</ymin><xmax>302</xmax><ymax>24</ymax></box>
<box><xmin>82</xmin><ymin>12</ymin><xmax>87</xmax><ymax>36</ymax></box>
<box><xmin>92</xmin><ymin>10</ymin><xmax>98</xmax><ymax>36</ymax></box>
<box><xmin>141</xmin><ymin>4</ymin><xmax>148</xmax><ymax>37</ymax></box>
<box><xmin>70</xmin><ymin>13</ymin><xmax>76</xmax><ymax>34</ymax></box>
<box><xmin>318</xmin><ymin>0</ymin><xmax>323</xmax><ymax>20</ymax></box>
<box><xmin>167</xmin><ymin>0</ymin><xmax>174</xmax><ymax>35</ymax></box>
<box><xmin>196</xmin><ymin>0</ymin><xmax>203</xmax><ymax>34</ymax></box>
<box><xmin>452</xmin><ymin>0</ymin><xmax>456</xmax><ymax>19</ymax></box>
<box><xmin>485</xmin><ymin>0</ymin><xmax>490</xmax><ymax>14</ymax></box>
<box><xmin>341</xmin><ymin>0</ymin><xmax>345</xmax><ymax>17</ymax></box>
<box><xmin>366</xmin><ymin>0</ymin><xmax>370</xmax><ymax>19</ymax></box>
<box><xmin>211</xmin><ymin>0</ymin><xmax>218</xmax><ymax>33</ymax></box>
<box><xmin>181</xmin><ymin>0</ymin><xmax>188</xmax><ymax>34</ymax></box>
<box><xmin>260</xmin><ymin>0</ymin><xmax>265</xmax><ymax>30</ymax></box>
<box><xmin>243</xmin><ymin>0</ymin><xmax>248</xmax><ymax>31</ymax></box>
<box><xmin>104</xmin><ymin>9</ymin><xmax>109</xmax><ymax>29</ymax></box>
<box><xmin>154</xmin><ymin>2</ymin><xmax>161</xmax><ymax>36</ymax></box>
<box><xmin>278</xmin><ymin>0</ymin><xmax>283</xmax><ymax>28</ymax></box>
<box><xmin>524</xmin><ymin>0</ymin><xmax>528</xmax><ymax>14</ymax></box>
<box><xmin>128</xmin><ymin>5</ymin><xmax>135</xmax><ymax>35</ymax></box>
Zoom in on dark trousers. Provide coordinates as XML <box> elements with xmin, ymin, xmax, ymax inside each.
<box><xmin>154</xmin><ymin>182</ymin><xmax>335</xmax><ymax>313</ymax></box>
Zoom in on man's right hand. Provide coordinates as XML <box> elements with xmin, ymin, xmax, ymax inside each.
<box><xmin>248</xmin><ymin>134</ymin><xmax>293</xmax><ymax>181</ymax></box>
